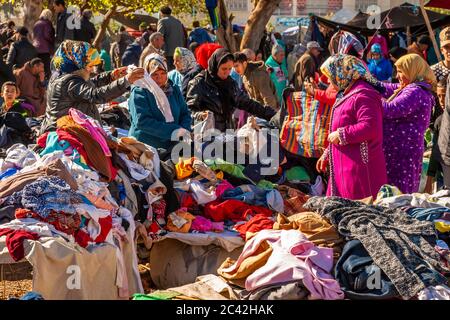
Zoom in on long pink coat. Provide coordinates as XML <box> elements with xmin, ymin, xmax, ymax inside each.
<box><xmin>327</xmin><ymin>79</ymin><xmax>387</xmax><ymax>199</ymax></box>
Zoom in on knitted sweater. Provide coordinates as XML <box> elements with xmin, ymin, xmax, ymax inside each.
<box><xmin>304</xmin><ymin>196</ymin><xmax>450</xmax><ymax>299</ymax></box>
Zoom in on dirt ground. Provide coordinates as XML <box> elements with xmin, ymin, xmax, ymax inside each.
<box><xmin>0</xmin><ymin>280</ymin><xmax>33</xmax><ymax>300</ymax></box>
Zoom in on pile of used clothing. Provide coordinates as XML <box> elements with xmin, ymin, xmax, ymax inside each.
<box><xmin>139</xmin><ymin>184</ymin><xmax>450</xmax><ymax>301</ymax></box>
<box><xmin>1</xmin><ymin>105</ymin><xmax>449</xmax><ymax>301</ymax></box>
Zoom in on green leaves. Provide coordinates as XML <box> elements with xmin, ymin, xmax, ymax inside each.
<box><xmin>0</xmin><ymin>0</ymin><xmax>205</xmax><ymax>15</ymax></box>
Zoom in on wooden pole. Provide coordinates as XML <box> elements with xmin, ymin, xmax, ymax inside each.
<box><xmin>419</xmin><ymin>0</ymin><xmax>442</xmax><ymax>62</ymax></box>
<box><xmin>407</xmin><ymin>26</ymin><xmax>411</xmax><ymax>46</ymax></box>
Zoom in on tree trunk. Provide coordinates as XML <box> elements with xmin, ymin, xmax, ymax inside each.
<box><xmin>240</xmin><ymin>0</ymin><xmax>281</xmax><ymax>51</ymax></box>
<box><xmin>23</xmin><ymin>0</ymin><xmax>43</xmax><ymax>36</ymax></box>
<box><xmin>215</xmin><ymin>0</ymin><xmax>238</xmax><ymax>52</ymax></box>
<box><xmin>92</xmin><ymin>7</ymin><xmax>116</xmax><ymax>51</ymax></box>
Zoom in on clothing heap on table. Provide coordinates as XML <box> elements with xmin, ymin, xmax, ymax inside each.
<box><xmin>1</xmin><ymin>107</ymin><xmax>449</xmax><ymax>301</ymax></box>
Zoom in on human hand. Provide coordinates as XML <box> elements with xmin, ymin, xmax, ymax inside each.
<box><xmin>328</xmin><ymin>131</ymin><xmax>340</xmax><ymax>145</ymax></box>
<box><xmin>112</xmin><ymin>66</ymin><xmax>128</xmax><ymax>80</ymax></box>
<box><xmin>38</xmin><ymin>71</ymin><xmax>45</xmax><ymax>82</ymax></box>
<box><xmin>126</xmin><ymin>67</ymin><xmax>145</xmax><ymax>84</ymax></box>
<box><xmin>304</xmin><ymin>81</ymin><xmax>315</xmax><ymax>96</ymax></box>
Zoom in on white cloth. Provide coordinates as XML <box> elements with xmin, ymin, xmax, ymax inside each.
<box><xmin>129</xmin><ymin>62</ymin><xmax>174</xmax><ymax>122</ymax></box>
<box><xmin>118</xmin><ymin>153</ymin><xmax>151</xmax><ymax>181</ymax></box>
<box><xmin>75</xmin><ymin>204</ymin><xmax>113</xmax><ymax>245</ymax></box>
<box><xmin>417</xmin><ymin>285</ymin><xmax>450</xmax><ymax>300</ymax></box>
<box><xmin>189</xmin><ymin>180</ymin><xmax>217</xmax><ymax>205</ymax></box>
<box><xmin>1</xmin><ymin>144</ymin><xmax>39</xmax><ymax>171</ymax></box>
<box><xmin>376</xmin><ymin>190</ymin><xmax>450</xmax><ymax>209</ymax></box>
<box><xmin>236</xmin><ymin>121</ymin><xmax>267</xmax><ymax>158</ymax></box>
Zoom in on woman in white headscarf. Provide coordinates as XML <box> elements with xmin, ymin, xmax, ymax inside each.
<box><xmin>168</xmin><ymin>47</ymin><xmax>198</xmax><ymax>93</ymax></box>
<box><xmin>128</xmin><ymin>53</ymin><xmax>192</xmax><ymax>150</ymax></box>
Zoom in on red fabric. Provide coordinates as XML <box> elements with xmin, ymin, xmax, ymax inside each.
<box><xmin>73</xmin><ymin>216</ymin><xmax>112</xmax><ymax>247</ymax></box>
<box><xmin>56</xmin><ymin>129</ymin><xmax>91</xmax><ymax>166</ymax></box>
<box><xmin>93</xmin><ymin>216</ymin><xmax>113</xmax><ymax>243</ymax></box>
<box><xmin>314</xmin><ymin>85</ymin><xmax>338</xmax><ymax>106</ymax></box>
<box><xmin>74</xmin><ymin>229</ymin><xmax>91</xmax><ymax>248</ymax></box>
<box><xmin>57</xmin><ymin>128</ymin><xmax>117</xmax><ymax>181</ymax></box>
<box><xmin>178</xmin><ymin>191</ymin><xmax>197</xmax><ymax>209</ymax></box>
<box><xmin>234</xmin><ymin>214</ymin><xmax>274</xmax><ymax>240</ymax></box>
<box><xmin>37</xmin><ymin>132</ymin><xmax>49</xmax><ymax>148</ymax></box>
<box><xmin>195</xmin><ymin>43</ymin><xmax>223</xmax><ymax>69</ymax></box>
<box><xmin>0</xmin><ymin>228</ymin><xmax>39</xmax><ymax>261</ymax></box>
<box><xmin>15</xmin><ymin>208</ymin><xmax>39</xmax><ymax>219</ymax></box>
<box><xmin>203</xmin><ymin>200</ymin><xmax>273</xmax><ymax>222</ymax></box>
<box><xmin>15</xmin><ymin>209</ymin><xmax>81</xmax><ymax>236</ymax></box>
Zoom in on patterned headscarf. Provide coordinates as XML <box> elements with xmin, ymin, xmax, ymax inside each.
<box><xmin>174</xmin><ymin>47</ymin><xmax>197</xmax><ymax>74</ymax></box>
<box><xmin>52</xmin><ymin>40</ymin><xmax>101</xmax><ymax>74</ymax></box>
<box><xmin>321</xmin><ymin>54</ymin><xmax>378</xmax><ymax>92</ymax></box>
<box><xmin>330</xmin><ymin>31</ymin><xmax>364</xmax><ymax>59</ymax></box>
<box><xmin>388</xmin><ymin>53</ymin><xmax>437</xmax><ymax>101</ymax></box>
<box><xmin>144</xmin><ymin>53</ymin><xmax>168</xmax><ymax>75</ymax></box>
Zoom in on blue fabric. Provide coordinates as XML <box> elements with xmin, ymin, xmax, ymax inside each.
<box><xmin>230</xmin><ymin>69</ymin><xmax>243</xmax><ymax>91</ymax></box>
<box><xmin>6</xmin><ymin>176</ymin><xmax>82</xmax><ymax>218</ymax></box>
<box><xmin>221</xmin><ymin>185</ymin><xmax>268</xmax><ymax>207</ymax></box>
<box><xmin>20</xmin><ymin>292</ymin><xmax>44</xmax><ymax>300</ymax></box>
<box><xmin>367</xmin><ymin>58</ymin><xmax>393</xmax><ymax>81</ymax></box>
<box><xmin>405</xmin><ymin>207</ymin><xmax>450</xmax><ymax>222</ymax></box>
<box><xmin>121</xmin><ymin>42</ymin><xmax>142</xmax><ymax>67</ymax></box>
<box><xmin>371</xmin><ymin>43</ymin><xmax>382</xmax><ymax>54</ymax></box>
<box><xmin>335</xmin><ymin>240</ymin><xmax>399</xmax><ymax>300</ymax></box>
<box><xmin>188</xmin><ymin>28</ymin><xmax>212</xmax><ymax>46</ymax></box>
<box><xmin>168</xmin><ymin>69</ymin><xmax>183</xmax><ymax>93</ymax></box>
<box><xmin>128</xmin><ymin>82</ymin><xmax>192</xmax><ymax>149</ymax></box>
<box><xmin>0</xmin><ymin>168</ymin><xmax>18</xmax><ymax>180</ymax></box>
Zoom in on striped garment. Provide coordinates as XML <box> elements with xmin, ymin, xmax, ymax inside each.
<box><xmin>280</xmin><ymin>91</ymin><xmax>332</xmax><ymax>158</ymax></box>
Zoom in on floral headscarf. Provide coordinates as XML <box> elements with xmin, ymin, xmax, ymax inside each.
<box><xmin>52</xmin><ymin>40</ymin><xmax>101</xmax><ymax>74</ymax></box>
<box><xmin>174</xmin><ymin>47</ymin><xmax>197</xmax><ymax>74</ymax></box>
<box><xmin>320</xmin><ymin>54</ymin><xmax>378</xmax><ymax>92</ymax></box>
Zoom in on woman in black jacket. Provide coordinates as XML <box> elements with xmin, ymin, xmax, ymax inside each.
<box><xmin>41</xmin><ymin>40</ymin><xmax>144</xmax><ymax>132</ymax></box>
<box><xmin>186</xmin><ymin>48</ymin><xmax>275</xmax><ymax>132</ymax></box>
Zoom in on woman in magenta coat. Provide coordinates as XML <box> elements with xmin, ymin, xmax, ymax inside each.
<box><xmin>316</xmin><ymin>54</ymin><xmax>387</xmax><ymax>200</ymax></box>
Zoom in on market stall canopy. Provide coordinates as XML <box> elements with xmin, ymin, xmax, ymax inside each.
<box><xmin>110</xmin><ymin>12</ymin><xmax>158</xmax><ymax>30</ymax></box>
<box><xmin>426</xmin><ymin>0</ymin><xmax>450</xmax><ymax>9</ymax></box>
<box><xmin>314</xmin><ymin>2</ymin><xmax>450</xmax><ymax>36</ymax></box>
<box><xmin>330</xmin><ymin>8</ymin><xmax>359</xmax><ymax>24</ymax></box>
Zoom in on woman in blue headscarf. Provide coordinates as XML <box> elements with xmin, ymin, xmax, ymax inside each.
<box><xmin>367</xmin><ymin>43</ymin><xmax>393</xmax><ymax>82</ymax></box>
<box><xmin>41</xmin><ymin>40</ymin><xmax>145</xmax><ymax>132</ymax></box>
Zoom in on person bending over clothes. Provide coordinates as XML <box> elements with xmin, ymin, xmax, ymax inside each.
<box><xmin>316</xmin><ymin>54</ymin><xmax>387</xmax><ymax>200</ymax></box>
<box><xmin>186</xmin><ymin>48</ymin><xmax>276</xmax><ymax>131</ymax></box>
<box><xmin>377</xmin><ymin>53</ymin><xmax>436</xmax><ymax>194</ymax></box>
<box><xmin>41</xmin><ymin>40</ymin><xmax>144</xmax><ymax>133</ymax></box>
<box><xmin>128</xmin><ymin>53</ymin><xmax>192</xmax><ymax>150</ymax></box>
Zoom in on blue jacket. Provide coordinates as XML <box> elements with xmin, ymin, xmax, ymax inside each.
<box><xmin>121</xmin><ymin>42</ymin><xmax>142</xmax><ymax>67</ymax></box>
<box><xmin>188</xmin><ymin>28</ymin><xmax>212</xmax><ymax>46</ymax></box>
<box><xmin>368</xmin><ymin>58</ymin><xmax>393</xmax><ymax>82</ymax></box>
<box><xmin>128</xmin><ymin>81</ymin><xmax>192</xmax><ymax>150</ymax></box>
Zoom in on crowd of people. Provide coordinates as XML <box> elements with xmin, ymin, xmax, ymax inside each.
<box><xmin>1</xmin><ymin>3</ymin><xmax>450</xmax><ymax>200</ymax></box>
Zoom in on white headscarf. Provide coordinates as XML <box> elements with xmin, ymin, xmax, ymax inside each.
<box><xmin>132</xmin><ymin>53</ymin><xmax>174</xmax><ymax>122</ymax></box>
